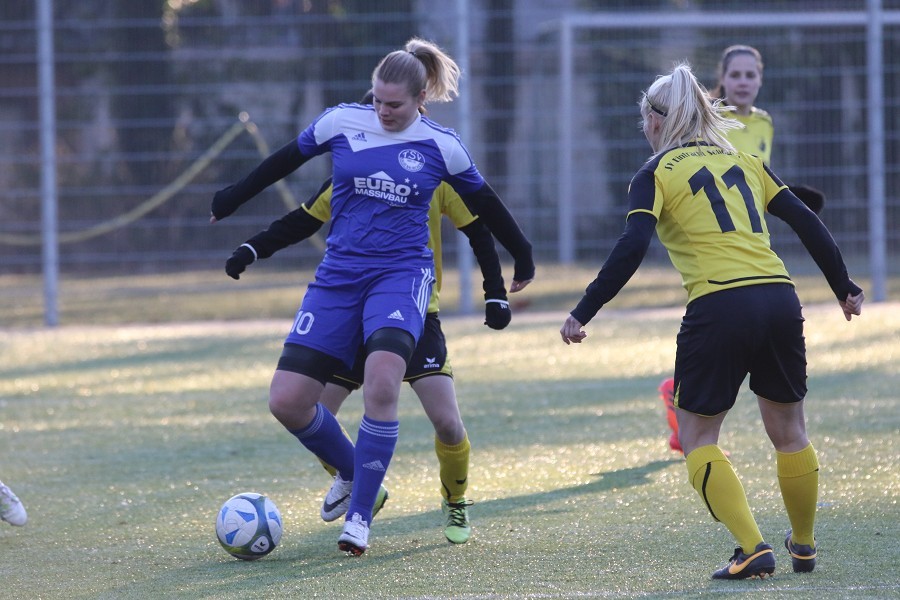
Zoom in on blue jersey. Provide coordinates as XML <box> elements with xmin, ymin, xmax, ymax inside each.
<box><xmin>297</xmin><ymin>103</ymin><xmax>485</xmax><ymax>266</ymax></box>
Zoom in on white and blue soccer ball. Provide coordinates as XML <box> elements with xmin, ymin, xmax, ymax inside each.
<box><xmin>215</xmin><ymin>492</ymin><xmax>283</xmax><ymax>560</ymax></box>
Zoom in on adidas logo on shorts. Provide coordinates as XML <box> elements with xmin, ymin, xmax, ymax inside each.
<box><xmin>388</xmin><ymin>310</ymin><xmax>404</xmax><ymax>321</ymax></box>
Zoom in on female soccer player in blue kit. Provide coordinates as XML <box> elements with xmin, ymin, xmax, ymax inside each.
<box><xmin>560</xmin><ymin>62</ymin><xmax>863</xmax><ymax>579</ymax></box>
<box><xmin>224</xmin><ymin>174</ymin><xmax>534</xmax><ymax>545</ymax></box>
<box><xmin>211</xmin><ymin>38</ymin><xmax>532</xmax><ymax>556</ymax></box>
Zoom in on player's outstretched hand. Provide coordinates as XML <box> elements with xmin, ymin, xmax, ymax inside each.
<box><xmin>510</xmin><ymin>278</ymin><xmax>533</xmax><ymax>293</ymax></box>
<box><xmin>225</xmin><ymin>245</ymin><xmax>256</xmax><ymax>280</ymax></box>
<box><xmin>484</xmin><ymin>297</ymin><xmax>511</xmax><ymax>330</ymax></box>
<box><xmin>840</xmin><ymin>290</ymin><xmax>864</xmax><ymax>321</ymax></box>
<box><xmin>560</xmin><ymin>314</ymin><xmax>587</xmax><ymax>345</ymax></box>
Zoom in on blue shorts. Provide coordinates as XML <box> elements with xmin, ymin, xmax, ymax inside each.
<box><xmin>284</xmin><ymin>259</ymin><xmax>434</xmax><ymax>369</ymax></box>
<box><xmin>673</xmin><ymin>283</ymin><xmax>807</xmax><ymax>416</ymax></box>
<box><xmin>330</xmin><ymin>312</ymin><xmax>452</xmax><ymax>391</ymax></box>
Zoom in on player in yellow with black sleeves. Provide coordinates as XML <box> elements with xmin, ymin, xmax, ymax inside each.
<box><xmin>709</xmin><ymin>45</ymin><xmax>824</xmax><ymax>212</ymax></box>
<box><xmin>560</xmin><ymin>62</ymin><xmax>863</xmax><ymax>579</ymax></box>
<box><xmin>658</xmin><ymin>45</ymin><xmax>825</xmax><ymax>453</ymax></box>
<box><xmin>712</xmin><ymin>45</ymin><xmax>773</xmax><ymax>163</ymax></box>
<box><xmin>225</xmin><ymin>176</ymin><xmax>533</xmax><ymax>545</ymax></box>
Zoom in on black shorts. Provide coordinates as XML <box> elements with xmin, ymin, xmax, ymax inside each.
<box><xmin>673</xmin><ymin>283</ymin><xmax>807</xmax><ymax>417</ymax></box>
<box><xmin>329</xmin><ymin>312</ymin><xmax>452</xmax><ymax>391</ymax></box>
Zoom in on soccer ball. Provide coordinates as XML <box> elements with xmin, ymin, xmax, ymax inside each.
<box><xmin>215</xmin><ymin>492</ymin><xmax>283</xmax><ymax>560</ymax></box>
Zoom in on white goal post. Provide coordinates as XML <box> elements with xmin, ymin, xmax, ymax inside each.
<box><xmin>548</xmin><ymin>1</ymin><xmax>894</xmax><ymax>301</ymax></box>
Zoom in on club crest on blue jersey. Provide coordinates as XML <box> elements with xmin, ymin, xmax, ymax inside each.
<box><xmin>398</xmin><ymin>149</ymin><xmax>425</xmax><ymax>172</ymax></box>
<box><xmin>354</xmin><ymin>171</ymin><xmax>415</xmax><ymax>207</ymax></box>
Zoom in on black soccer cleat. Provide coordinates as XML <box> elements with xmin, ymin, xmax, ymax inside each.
<box><xmin>784</xmin><ymin>529</ymin><xmax>817</xmax><ymax>573</ymax></box>
<box><xmin>711</xmin><ymin>542</ymin><xmax>776</xmax><ymax>580</ymax></box>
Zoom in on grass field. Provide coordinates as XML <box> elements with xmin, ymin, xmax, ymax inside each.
<box><xmin>1</xmin><ymin>266</ymin><xmax>898</xmax><ymax>598</ymax></box>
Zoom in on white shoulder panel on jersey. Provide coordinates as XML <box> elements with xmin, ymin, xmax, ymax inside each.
<box><xmin>312</xmin><ymin>105</ymin><xmax>474</xmax><ymax>175</ymax></box>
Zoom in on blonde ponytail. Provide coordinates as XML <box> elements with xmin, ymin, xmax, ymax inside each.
<box><xmin>641</xmin><ymin>62</ymin><xmax>741</xmax><ymax>156</ymax></box>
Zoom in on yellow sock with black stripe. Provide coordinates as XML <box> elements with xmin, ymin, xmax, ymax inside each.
<box><xmin>318</xmin><ymin>421</ymin><xmax>355</xmax><ymax>478</ymax></box>
<box><xmin>436</xmin><ymin>433</ymin><xmax>470</xmax><ymax>503</ymax></box>
<box><xmin>777</xmin><ymin>443</ymin><xmax>819</xmax><ymax>547</ymax></box>
<box><xmin>686</xmin><ymin>444</ymin><xmax>763</xmax><ymax>552</ymax></box>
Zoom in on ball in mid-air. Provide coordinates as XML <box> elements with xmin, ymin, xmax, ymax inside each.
<box><xmin>215</xmin><ymin>492</ymin><xmax>282</xmax><ymax>560</ymax></box>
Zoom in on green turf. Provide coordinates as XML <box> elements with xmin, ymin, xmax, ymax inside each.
<box><xmin>2</xmin><ymin>262</ymin><xmax>891</xmax><ymax>328</ymax></box>
<box><xmin>0</xmin><ymin>268</ymin><xmax>898</xmax><ymax>598</ymax></box>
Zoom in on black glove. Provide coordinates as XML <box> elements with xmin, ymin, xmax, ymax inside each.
<box><xmin>789</xmin><ymin>184</ymin><xmax>825</xmax><ymax>215</ymax></box>
<box><xmin>484</xmin><ymin>297</ymin><xmax>511</xmax><ymax>330</ymax></box>
<box><xmin>225</xmin><ymin>245</ymin><xmax>256</xmax><ymax>280</ymax></box>
<box><xmin>513</xmin><ymin>257</ymin><xmax>536</xmax><ymax>284</ymax></box>
<box><xmin>211</xmin><ymin>186</ymin><xmax>243</xmax><ymax>221</ymax></box>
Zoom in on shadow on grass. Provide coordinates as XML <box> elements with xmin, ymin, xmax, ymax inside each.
<box><xmin>468</xmin><ymin>458</ymin><xmax>681</xmax><ymax>516</ymax></box>
<box><xmin>131</xmin><ymin>458</ymin><xmax>680</xmax><ymax>597</ymax></box>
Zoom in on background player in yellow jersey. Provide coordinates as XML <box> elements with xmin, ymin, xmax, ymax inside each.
<box><xmin>711</xmin><ymin>45</ymin><xmax>773</xmax><ymax>164</ymax></box>
<box><xmin>560</xmin><ymin>62</ymin><xmax>863</xmax><ymax>579</ymax></box>
<box><xmin>225</xmin><ymin>176</ymin><xmax>534</xmax><ymax>545</ymax></box>
<box><xmin>658</xmin><ymin>45</ymin><xmax>825</xmax><ymax>452</ymax></box>
<box><xmin>710</xmin><ymin>44</ymin><xmax>825</xmax><ymax>213</ymax></box>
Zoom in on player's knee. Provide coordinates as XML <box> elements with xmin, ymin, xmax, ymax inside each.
<box><xmin>433</xmin><ymin>418</ymin><xmax>466</xmax><ymax>445</ymax></box>
<box><xmin>267</xmin><ymin>391</ymin><xmax>292</xmax><ymax>422</ymax></box>
<box><xmin>365</xmin><ymin>327</ymin><xmax>415</xmax><ymax>364</ymax></box>
<box><xmin>268</xmin><ymin>373</ymin><xmax>304</xmax><ymax>422</ymax></box>
<box><xmin>269</xmin><ymin>344</ymin><xmax>340</xmax><ymax>424</ymax></box>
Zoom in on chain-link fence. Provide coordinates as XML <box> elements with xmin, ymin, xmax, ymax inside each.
<box><xmin>2</xmin><ymin>1</ymin><xmax>897</xmax><ymax>293</ymax></box>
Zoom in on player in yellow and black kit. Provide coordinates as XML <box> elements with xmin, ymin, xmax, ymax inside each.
<box><xmin>560</xmin><ymin>62</ymin><xmax>863</xmax><ymax>579</ymax></box>
<box><xmin>709</xmin><ymin>45</ymin><xmax>824</xmax><ymax>213</ymax></box>
<box><xmin>658</xmin><ymin>45</ymin><xmax>825</xmax><ymax>452</ymax></box>
<box><xmin>225</xmin><ymin>176</ymin><xmax>534</xmax><ymax>545</ymax></box>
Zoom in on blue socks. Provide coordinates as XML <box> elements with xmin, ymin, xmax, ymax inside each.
<box><xmin>290</xmin><ymin>403</ymin><xmax>355</xmax><ymax>480</ymax></box>
<box><xmin>346</xmin><ymin>415</ymin><xmax>399</xmax><ymax>523</ymax></box>
<box><xmin>292</xmin><ymin>408</ymin><xmax>399</xmax><ymax>525</ymax></box>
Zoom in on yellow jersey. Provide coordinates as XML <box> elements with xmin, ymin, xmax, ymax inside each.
<box><xmin>628</xmin><ymin>142</ymin><xmax>790</xmax><ymax>302</ymax></box>
<box><xmin>724</xmin><ymin>107</ymin><xmax>773</xmax><ymax>165</ymax></box>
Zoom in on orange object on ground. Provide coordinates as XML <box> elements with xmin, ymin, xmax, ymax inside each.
<box><xmin>658</xmin><ymin>377</ymin><xmax>682</xmax><ymax>452</ymax></box>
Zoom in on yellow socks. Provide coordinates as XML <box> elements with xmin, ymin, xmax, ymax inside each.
<box><xmin>686</xmin><ymin>444</ymin><xmax>763</xmax><ymax>552</ymax></box>
<box><xmin>436</xmin><ymin>434</ymin><xmax>470</xmax><ymax>503</ymax></box>
<box><xmin>777</xmin><ymin>443</ymin><xmax>819</xmax><ymax>547</ymax></box>
<box><xmin>318</xmin><ymin>458</ymin><xmax>338</xmax><ymax>477</ymax></box>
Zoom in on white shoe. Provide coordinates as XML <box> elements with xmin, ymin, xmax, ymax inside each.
<box><xmin>0</xmin><ymin>480</ymin><xmax>27</xmax><ymax>526</ymax></box>
<box><xmin>321</xmin><ymin>475</ymin><xmax>352</xmax><ymax>522</ymax></box>
<box><xmin>337</xmin><ymin>512</ymin><xmax>369</xmax><ymax>556</ymax></box>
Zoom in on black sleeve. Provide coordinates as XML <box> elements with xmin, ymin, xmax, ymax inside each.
<box><xmin>243</xmin><ymin>178</ymin><xmax>331</xmax><ymax>259</ymax></box>
<box><xmin>786</xmin><ymin>184</ymin><xmax>825</xmax><ymax>215</ymax></box>
<box><xmin>458</xmin><ymin>182</ymin><xmax>535</xmax><ymax>282</ymax></box>
<box><xmin>458</xmin><ymin>219</ymin><xmax>506</xmax><ymax>299</ymax></box>
<box><xmin>570</xmin><ymin>211</ymin><xmax>657</xmax><ymax>325</ymax></box>
<box><xmin>245</xmin><ymin>208</ymin><xmax>325</xmax><ymax>260</ymax></box>
<box><xmin>211</xmin><ymin>139</ymin><xmax>309</xmax><ymax>220</ymax></box>
<box><xmin>767</xmin><ymin>187</ymin><xmax>862</xmax><ymax>300</ymax></box>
